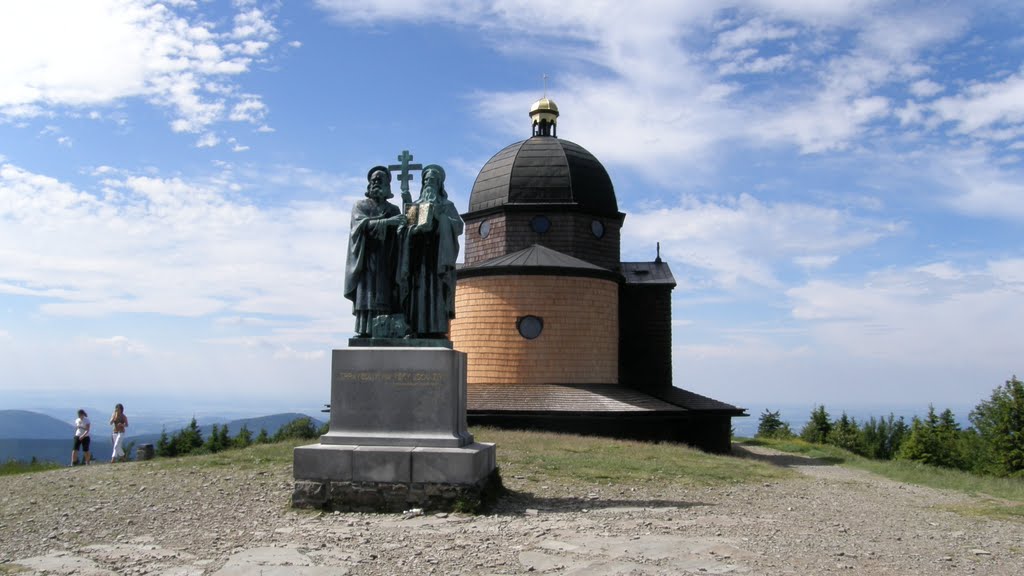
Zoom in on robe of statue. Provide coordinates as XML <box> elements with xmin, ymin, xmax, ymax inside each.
<box><xmin>344</xmin><ymin>197</ymin><xmax>402</xmax><ymax>336</ymax></box>
<box><xmin>397</xmin><ymin>196</ymin><xmax>463</xmax><ymax>338</ymax></box>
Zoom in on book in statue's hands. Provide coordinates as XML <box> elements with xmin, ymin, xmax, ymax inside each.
<box><xmin>404</xmin><ymin>202</ymin><xmax>433</xmax><ymax>228</ymax></box>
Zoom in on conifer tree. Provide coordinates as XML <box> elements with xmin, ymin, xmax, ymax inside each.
<box><xmin>255</xmin><ymin>427</ymin><xmax>270</xmax><ymax>444</ymax></box>
<box><xmin>234</xmin><ymin>424</ymin><xmax>253</xmax><ymax>448</ymax></box>
<box><xmin>827</xmin><ymin>412</ymin><xmax>863</xmax><ymax>454</ymax></box>
<box><xmin>970</xmin><ymin>376</ymin><xmax>1024</xmax><ymax>476</ymax></box>
<box><xmin>756</xmin><ymin>409</ymin><xmax>793</xmax><ymax>439</ymax></box>
<box><xmin>176</xmin><ymin>417</ymin><xmax>204</xmax><ymax>455</ymax></box>
<box><xmin>800</xmin><ymin>405</ymin><xmax>832</xmax><ymax>444</ymax></box>
<box><xmin>156</xmin><ymin>427</ymin><xmax>176</xmax><ymax>458</ymax></box>
<box><xmin>860</xmin><ymin>414</ymin><xmax>908</xmax><ymax>460</ymax></box>
<box><xmin>898</xmin><ymin>405</ymin><xmax>965</xmax><ymax>470</ymax></box>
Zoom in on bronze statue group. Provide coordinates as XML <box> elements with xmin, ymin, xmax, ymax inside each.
<box><xmin>344</xmin><ymin>163</ymin><xmax>463</xmax><ymax>339</ymax></box>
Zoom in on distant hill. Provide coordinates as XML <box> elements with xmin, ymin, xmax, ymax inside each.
<box><xmin>198</xmin><ymin>412</ymin><xmax>323</xmax><ymax>437</ymax></box>
<box><xmin>0</xmin><ymin>410</ymin><xmax>73</xmax><ymax>440</ymax></box>
<box><xmin>0</xmin><ymin>412</ymin><xmax>323</xmax><ymax>463</ymax></box>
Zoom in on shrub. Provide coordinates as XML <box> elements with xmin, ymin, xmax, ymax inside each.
<box><xmin>273</xmin><ymin>417</ymin><xmax>320</xmax><ymax>441</ymax></box>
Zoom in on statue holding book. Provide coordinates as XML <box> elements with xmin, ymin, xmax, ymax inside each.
<box><xmin>344</xmin><ymin>158</ymin><xmax>463</xmax><ymax>340</ymax></box>
<box><xmin>397</xmin><ymin>164</ymin><xmax>463</xmax><ymax>338</ymax></box>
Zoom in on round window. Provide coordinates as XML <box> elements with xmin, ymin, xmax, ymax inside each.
<box><xmin>517</xmin><ymin>315</ymin><xmax>544</xmax><ymax>339</ymax></box>
<box><xmin>591</xmin><ymin>219</ymin><xmax>605</xmax><ymax>239</ymax></box>
<box><xmin>479</xmin><ymin>220</ymin><xmax>491</xmax><ymax>239</ymax></box>
<box><xmin>530</xmin><ymin>215</ymin><xmax>551</xmax><ymax>234</ymax></box>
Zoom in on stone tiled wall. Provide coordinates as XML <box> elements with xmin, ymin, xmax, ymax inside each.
<box><xmin>451</xmin><ymin>275</ymin><xmax>619</xmax><ymax>385</ymax></box>
<box><xmin>463</xmin><ymin>211</ymin><xmax>623</xmax><ymax>271</ymax></box>
<box><xmin>463</xmin><ymin>213</ymin><xmax>508</xmax><ymax>264</ymax></box>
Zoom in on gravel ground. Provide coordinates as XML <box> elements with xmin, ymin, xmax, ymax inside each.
<box><xmin>1</xmin><ymin>445</ymin><xmax>1021</xmax><ymax>575</ymax></box>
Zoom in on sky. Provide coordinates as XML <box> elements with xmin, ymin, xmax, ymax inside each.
<box><xmin>2</xmin><ymin>0</ymin><xmax>1023</xmax><ymax>423</ymax></box>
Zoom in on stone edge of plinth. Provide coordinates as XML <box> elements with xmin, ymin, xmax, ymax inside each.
<box><xmin>292</xmin><ymin>443</ymin><xmax>497</xmax><ymax>513</ymax></box>
<box><xmin>293</xmin><ymin>442</ymin><xmax>495</xmax><ymax>484</ymax></box>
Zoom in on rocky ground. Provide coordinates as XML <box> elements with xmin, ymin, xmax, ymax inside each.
<box><xmin>1</xmin><ymin>445</ymin><xmax>1021</xmax><ymax>575</ymax></box>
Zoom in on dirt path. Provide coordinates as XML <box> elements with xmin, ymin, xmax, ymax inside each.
<box><xmin>1</xmin><ymin>446</ymin><xmax>1021</xmax><ymax>575</ymax></box>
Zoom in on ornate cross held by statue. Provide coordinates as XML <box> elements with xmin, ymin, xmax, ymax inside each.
<box><xmin>388</xmin><ymin>149</ymin><xmax>422</xmax><ymax>205</ymax></box>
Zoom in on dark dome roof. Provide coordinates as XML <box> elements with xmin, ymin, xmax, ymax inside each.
<box><xmin>468</xmin><ymin>136</ymin><xmax>618</xmax><ymax>216</ymax></box>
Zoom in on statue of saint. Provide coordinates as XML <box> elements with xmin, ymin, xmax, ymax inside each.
<box><xmin>344</xmin><ymin>166</ymin><xmax>406</xmax><ymax>337</ymax></box>
<box><xmin>397</xmin><ymin>164</ymin><xmax>464</xmax><ymax>338</ymax></box>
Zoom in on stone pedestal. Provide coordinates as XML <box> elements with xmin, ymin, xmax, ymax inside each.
<box><xmin>293</xmin><ymin>347</ymin><xmax>496</xmax><ymax>512</ymax></box>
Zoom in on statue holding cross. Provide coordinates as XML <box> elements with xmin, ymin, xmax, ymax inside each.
<box><xmin>388</xmin><ymin>149</ymin><xmax>422</xmax><ymax>206</ymax></box>
<box><xmin>344</xmin><ymin>151</ymin><xmax>463</xmax><ymax>341</ymax></box>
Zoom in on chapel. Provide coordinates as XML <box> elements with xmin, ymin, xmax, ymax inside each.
<box><xmin>450</xmin><ymin>97</ymin><xmax>745</xmax><ymax>453</ymax></box>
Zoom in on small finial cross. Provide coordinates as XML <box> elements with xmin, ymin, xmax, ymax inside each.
<box><xmin>542</xmin><ymin>73</ymin><xmax>548</xmax><ymax>98</ymax></box>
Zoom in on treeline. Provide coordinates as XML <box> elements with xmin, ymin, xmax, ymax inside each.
<box><xmin>756</xmin><ymin>376</ymin><xmax>1024</xmax><ymax>478</ymax></box>
<box><xmin>156</xmin><ymin>416</ymin><xmax>327</xmax><ymax>458</ymax></box>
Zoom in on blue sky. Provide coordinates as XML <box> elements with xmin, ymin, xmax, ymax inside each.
<box><xmin>2</xmin><ymin>0</ymin><xmax>1023</xmax><ymax>421</ymax></box>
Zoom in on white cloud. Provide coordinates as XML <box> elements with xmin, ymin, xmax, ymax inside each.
<box><xmin>935</xmin><ymin>146</ymin><xmax>1024</xmax><ymax>221</ymax></box>
<box><xmin>85</xmin><ymin>335</ymin><xmax>148</xmax><ymax>357</ymax></box>
<box><xmin>0</xmin><ymin>162</ymin><xmax>351</xmax><ymax>340</ymax></box>
<box><xmin>0</xmin><ymin>1</ymin><xmax>279</xmax><ymax>133</ymax></box>
<box><xmin>910</xmin><ymin>79</ymin><xmax>943</xmax><ymax>98</ymax></box>
<box><xmin>196</xmin><ymin>132</ymin><xmax>220</xmax><ymax>148</ymax></box>
<box><xmin>623</xmin><ymin>193</ymin><xmax>902</xmax><ymax>289</ymax></box>
<box><xmin>228</xmin><ymin>137</ymin><xmax>250</xmax><ymax>152</ymax></box>
<box><xmin>229</xmin><ymin>97</ymin><xmax>268</xmax><ymax>124</ymax></box>
<box><xmin>930</xmin><ymin>69</ymin><xmax>1024</xmax><ymax>135</ymax></box>
<box><xmin>787</xmin><ymin>260</ymin><xmax>1024</xmax><ymax>372</ymax></box>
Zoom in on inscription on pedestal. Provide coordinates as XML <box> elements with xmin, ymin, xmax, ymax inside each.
<box><xmin>320</xmin><ymin>348</ymin><xmax>473</xmax><ymax>448</ymax></box>
<box><xmin>335</xmin><ymin>370</ymin><xmax>446</xmax><ymax>385</ymax></box>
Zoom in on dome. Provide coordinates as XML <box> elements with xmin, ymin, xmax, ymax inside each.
<box><xmin>530</xmin><ymin>97</ymin><xmax>559</xmax><ymax>114</ymax></box>
<box><xmin>467</xmin><ymin>137</ymin><xmax>619</xmax><ymax>217</ymax></box>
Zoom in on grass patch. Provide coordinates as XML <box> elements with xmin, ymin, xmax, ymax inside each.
<box><xmin>740</xmin><ymin>437</ymin><xmax>849</xmax><ymax>464</ymax></box>
<box><xmin>138</xmin><ymin>440</ymin><xmax>302</xmax><ymax>471</ymax></box>
<box><xmin>9</xmin><ymin>431</ymin><xmax>795</xmax><ymax>493</ymax></box>
<box><xmin>0</xmin><ymin>459</ymin><xmax>62</xmax><ymax>477</ymax></box>
<box><xmin>474</xmin><ymin>427</ymin><xmax>794</xmax><ymax>488</ymax></box>
<box><xmin>739</xmin><ymin>437</ymin><xmax>1024</xmax><ymax>514</ymax></box>
<box><xmin>151</xmin><ymin>429</ymin><xmax>793</xmax><ymax>490</ymax></box>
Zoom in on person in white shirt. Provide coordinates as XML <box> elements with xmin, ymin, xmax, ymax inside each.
<box><xmin>72</xmin><ymin>409</ymin><xmax>91</xmax><ymax>466</ymax></box>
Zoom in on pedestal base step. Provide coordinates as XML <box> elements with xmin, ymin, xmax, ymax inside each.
<box><xmin>292</xmin><ymin>470</ymin><xmax>501</xmax><ymax>513</ymax></box>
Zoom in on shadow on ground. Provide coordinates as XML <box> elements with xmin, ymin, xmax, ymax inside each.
<box><xmin>730</xmin><ymin>444</ymin><xmax>843</xmax><ymax>468</ymax></box>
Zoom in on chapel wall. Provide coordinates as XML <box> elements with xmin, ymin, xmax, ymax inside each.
<box><xmin>451</xmin><ymin>275</ymin><xmax>619</xmax><ymax>385</ymax></box>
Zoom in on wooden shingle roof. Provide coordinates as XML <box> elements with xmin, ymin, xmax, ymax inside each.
<box><xmin>457</xmin><ymin>244</ymin><xmax>619</xmax><ymax>281</ymax></box>
<box><xmin>468</xmin><ymin>383</ymin><xmax>684</xmax><ymax>413</ymax></box>
<box><xmin>467</xmin><ymin>383</ymin><xmax>746</xmax><ymax>415</ymax></box>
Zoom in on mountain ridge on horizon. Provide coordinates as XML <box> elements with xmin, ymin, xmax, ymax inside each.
<box><xmin>0</xmin><ymin>410</ymin><xmax>325</xmax><ymax>463</ymax></box>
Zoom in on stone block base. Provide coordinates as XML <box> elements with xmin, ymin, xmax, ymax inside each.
<box><xmin>293</xmin><ymin>442</ymin><xmax>497</xmax><ymax>512</ymax></box>
<box><xmin>292</xmin><ymin>469</ymin><xmax>501</xmax><ymax>513</ymax></box>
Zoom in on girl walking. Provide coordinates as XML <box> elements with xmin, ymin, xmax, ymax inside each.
<box><xmin>109</xmin><ymin>403</ymin><xmax>129</xmax><ymax>463</ymax></box>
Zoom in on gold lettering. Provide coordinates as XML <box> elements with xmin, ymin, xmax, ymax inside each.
<box><xmin>334</xmin><ymin>370</ymin><xmax>447</xmax><ymax>385</ymax></box>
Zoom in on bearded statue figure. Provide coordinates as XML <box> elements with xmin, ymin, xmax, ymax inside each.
<box><xmin>344</xmin><ymin>166</ymin><xmax>406</xmax><ymax>336</ymax></box>
<box><xmin>397</xmin><ymin>164</ymin><xmax>464</xmax><ymax>339</ymax></box>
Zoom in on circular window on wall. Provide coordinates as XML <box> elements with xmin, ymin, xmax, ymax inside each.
<box><xmin>591</xmin><ymin>219</ymin><xmax>605</xmax><ymax>239</ymax></box>
<box><xmin>517</xmin><ymin>315</ymin><xmax>544</xmax><ymax>339</ymax></box>
<box><xmin>530</xmin><ymin>215</ymin><xmax>551</xmax><ymax>234</ymax></box>
<box><xmin>478</xmin><ymin>220</ymin><xmax>491</xmax><ymax>239</ymax></box>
